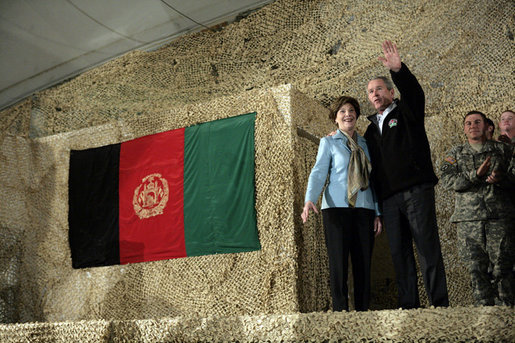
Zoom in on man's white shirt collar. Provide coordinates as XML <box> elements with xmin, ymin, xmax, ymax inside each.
<box><xmin>376</xmin><ymin>102</ymin><xmax>397</xmax><ymax>135</ymax></box>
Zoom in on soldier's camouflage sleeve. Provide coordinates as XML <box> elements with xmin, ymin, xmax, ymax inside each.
<box><xmin>491</xmin><ymin>142</ymin><xmax>515</xmax><ymax>190</ymax></box>
<box><xmin>506</xmin><ymin>144</ymin><xmax>515</xmax><ymax>182</ymax></box>
<box><xmin>502</xmin><ymin>144</ymin><xmax>515</xmax><ymax>189</ymax></box>
<box><xmin>440</xmin><ymin>145</ymin><xmax>482</xmax><ymax>192</ymax></box>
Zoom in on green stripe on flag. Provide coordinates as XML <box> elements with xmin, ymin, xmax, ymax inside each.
<box><xmin>183</xmin><ymin>113</ymin><xmax>260</xmax><ymax>256</ymax></box>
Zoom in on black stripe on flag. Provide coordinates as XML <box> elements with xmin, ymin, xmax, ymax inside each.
<box><xmin>68</xmin><ymin>144</ymin><xmax>121</xmax><ymax>268</ymax></box>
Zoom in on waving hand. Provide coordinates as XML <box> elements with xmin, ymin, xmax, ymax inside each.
<box><xmin>378</xmin><ymin>40</ymin><xmax>401</xmax><ymax>72</ymax></box>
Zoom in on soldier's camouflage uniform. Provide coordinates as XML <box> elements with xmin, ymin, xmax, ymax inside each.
<box><xmin>440</xmin><ymin>140</ymin><xmax>514</xmax><ymax>306</ymax></box>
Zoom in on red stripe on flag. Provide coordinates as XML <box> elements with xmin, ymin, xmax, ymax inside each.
<box><xmin>118</xmin><ymin>128</ymin><xmax>186</xmax><ymax>264</ymax></box>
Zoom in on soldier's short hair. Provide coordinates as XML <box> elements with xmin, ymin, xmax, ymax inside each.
<box><xmin>464</xmin><ymin>110</ymin><xmax>487</xmax><ymax>124</ymax></box>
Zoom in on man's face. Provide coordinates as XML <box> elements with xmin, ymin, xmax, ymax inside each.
<box><xmin>367</xmin><ymin>79</ymin><xmax>394</xmax><ymax>113</ymax></box>
<box><xmin>464</xmin><ymin>114</ymin><xmax>486</xmax><ymax>142</ymax></box>
<box><xmin>499</xmin><ymin>111</ymin><xmax>514</xmax><ymax>134</ymax></box>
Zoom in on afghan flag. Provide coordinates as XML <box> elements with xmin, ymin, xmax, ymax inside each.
<box><xmin>68</xmin><ymin>112</ymin><xmax>260</xmax><ymax>269</ymax></box>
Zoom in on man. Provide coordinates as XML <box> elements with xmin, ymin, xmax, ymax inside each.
<box><xmin>485</xmin><ymin>118</ymin><xmax>495</xmax><ymax>140</ymax></box>
<box><xmin>498</xmin><ymin>110</ymin><xmax>515</xmax><ymax>144</ymax></box>
<box><xmin>440</xmin><ymin>111</ymin><xmax>514</xmax><ymax>306</ymax></box>
<box><xmin>363</xmin><ymin>40</ymin><xmax>449</xmax><ymax>309</ymax></box>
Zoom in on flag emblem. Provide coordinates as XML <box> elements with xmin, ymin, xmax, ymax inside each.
<box><xmin>133</xmin><ymin>173</ymin><xmax>169</xmax><ymax>219</ymax></box>
<box><xmin>444</xmin><ymin>156</ymin><xmax>456</xmax><ymax>165</ymax></box>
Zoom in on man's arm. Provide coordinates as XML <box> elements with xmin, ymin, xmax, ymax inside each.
<box><xmin>492</xmin><ymin>143</ymin><xmax>515</xmax><ymax>189</ymax></box>
<box><xmin>390</xmin><ymin>63</ymin><xmax>425</xmax><ymax>118</ymax></box>
<box><xmin>507</xmin><ymin>145</ymin><xmax>515</xmax><ymax>185</ymax></box>
<box><xmin>379</xmin><ymin>40</ymin><xmax>425</xmax><ymax>119</ymax></box>
<box><xmin>440</xmin><ymin>146</ymin><xmax>485</xmax><ymax>192</ymax></box>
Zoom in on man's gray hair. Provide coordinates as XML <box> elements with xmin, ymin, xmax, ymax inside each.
<box><xmin>368</xmin><ymin>76</ymin><xmax>394</xmax><ymax>90</ymax></box>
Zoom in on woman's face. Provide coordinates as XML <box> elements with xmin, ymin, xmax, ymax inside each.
<box><xmin>335</xmin><ymin>103</ymin><xmax>357</xmax><ymax>133</ymax></box>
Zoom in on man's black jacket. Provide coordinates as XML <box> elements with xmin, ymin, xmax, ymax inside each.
<box><xmin>364</xmin><ymin>63</ymin><xmax>438</xmax><ymax>201</ymax></box>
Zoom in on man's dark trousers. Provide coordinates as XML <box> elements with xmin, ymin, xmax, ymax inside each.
<box><xmin>382</xmin><ymin>182</ymin><xmax>449</xmax><ymax>309</ymax></box>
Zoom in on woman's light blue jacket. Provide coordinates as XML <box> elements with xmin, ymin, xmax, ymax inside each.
<box><xmin>304</xmin><ymin>130</ymin><xmax>380</xmax><ymax>215</ymax></box>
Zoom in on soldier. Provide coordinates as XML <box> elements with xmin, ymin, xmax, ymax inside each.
<box><xmin>440</xmin><ymin>110</ymin><xmax>515</xmax><ymax>306</ymax></box>
<box><xmin>498</xmin><ymin>110</ymin><xmax>514</xmax><ymax>144</ymax></box>
<box><xmin>485</xmin><ymin>118</ymin><xmax>495</xmax><ymax>141</ymax></box>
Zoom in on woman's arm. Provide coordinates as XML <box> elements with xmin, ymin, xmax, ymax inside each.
<box><xmin>302</xmin><ymin>138</ymin><xmax>331</xmax><ymax>223</ymax></box>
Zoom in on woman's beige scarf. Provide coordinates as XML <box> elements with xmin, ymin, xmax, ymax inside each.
<box><xmin>340</xmin><ymin>130</ymin><xmax>372</xmax><ymax>207</ymax></box>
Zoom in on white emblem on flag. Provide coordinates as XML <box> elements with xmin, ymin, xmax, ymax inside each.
<box><xmin>133</xmin><ymin>173</ymin><xmax>169</xmax><ymax>219</ymax></box>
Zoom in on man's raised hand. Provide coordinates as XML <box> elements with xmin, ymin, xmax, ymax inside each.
<box><xmin>379</xmin><ymin>40</ymin><xmax>401</xmax><ymax>72</ymax></box>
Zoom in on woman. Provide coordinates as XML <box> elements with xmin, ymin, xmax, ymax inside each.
<box><xmin>302</xmin><ymin>96</ymin><xmax>382</xmax><ymax>312</ymax></box>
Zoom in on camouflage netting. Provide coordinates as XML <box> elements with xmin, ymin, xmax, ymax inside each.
<box><xmin>0</xmin><ymin>306</ymin><xmax>513</xmax><ymax>342</ymax></box>
<box><xmin>0</xmin><ymin>0</ymin><xmax>514</xmax><ymax>341</ymax></box>
<box><xmin>1</xmin><ymin>85</ymin><xmax>319</xmax><ymax>323</ymax></box>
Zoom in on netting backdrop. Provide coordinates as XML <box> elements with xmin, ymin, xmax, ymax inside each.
<box><xmin>2</xmin><ymin>85</ymin><xmax>317</xmax><ymax>323</ymax></box>
<box><xmin>0</xmin><ymin>0</ymin><xmax>514</xmax><ymax>339</ymax></box>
